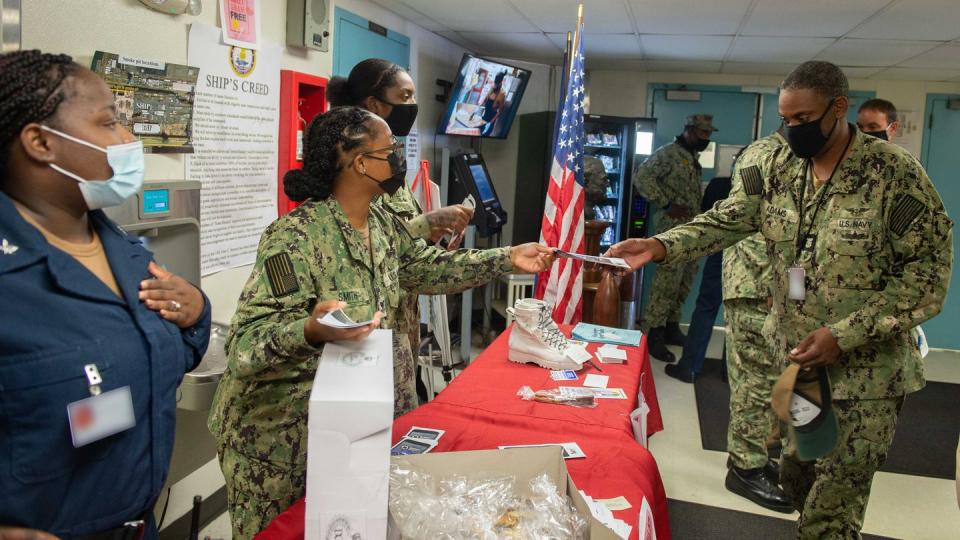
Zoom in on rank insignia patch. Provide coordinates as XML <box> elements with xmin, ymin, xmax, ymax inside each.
<box><xmin>264</xmin><ymin>253</ymin><xmax>299</xmax><ymax>297</ymax></box>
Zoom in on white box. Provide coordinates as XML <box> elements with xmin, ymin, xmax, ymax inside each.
<box><xmin>306</xmin><ymin>329</ymin><xmax>394</xmax><ymax>540</ymax></box>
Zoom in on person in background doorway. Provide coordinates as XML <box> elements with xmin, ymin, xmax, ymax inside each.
<box><xmin>633</xmin><ymin>114</ymin><xmax>716</xmax><ymax>362</ymax></box>
<box><xmin>0</xmin><ymin>50</ymin><xmax>211</xmax><ymax>540</ymax></box>
<box><xmin>664</xmin><ymin>167</ymin><xmax>733</xmax><ymax>383</ymax></box>
<box><xmin>208</xmin><ymin>106</ymin><xmax>553</xmax><ymax>539</ymax></box>
<box><xmin>328</xmin><ymin>58</ymin><xmax>473</xmax><ymax>402</ymax></box>
<box><xmin>857</xmin><ymin>98</ymin><xmax>900</xmax><ymax>141</ymax></box>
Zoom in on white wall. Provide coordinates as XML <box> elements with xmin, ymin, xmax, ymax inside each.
<box><xmin>587</xmin><ymin>70</ymin><xmax>960</xmax><ymax>158</ymax></box>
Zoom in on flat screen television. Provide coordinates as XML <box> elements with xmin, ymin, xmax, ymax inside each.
<box><xmin>438</xmin><ymin>54</ymin><xmax>531</xmax><ymax>139</ymax></box>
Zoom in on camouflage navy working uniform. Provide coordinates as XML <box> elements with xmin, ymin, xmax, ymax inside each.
<box><xmin>723</xmin><ymin>131</ymin><xmax>788</xmax><ymax>470</ymax></box>
<box><xmin>633</xmin><ymin>138</ymin><xmax>702</xmax><ymax>329</ymax></box>
<box><xmin>378</xmin><ymin>187</ymin><xmax>430</xmax><ymax>397</ymax></box>
<box><xmin>208</xmin><ymin>197</ymin><xmax>513</xmax><ymax>539</ymax></box>
<box><xmin>654</xmin><ymin>127</ymin><xmax>953</xmax><ymax>538</ymax></box>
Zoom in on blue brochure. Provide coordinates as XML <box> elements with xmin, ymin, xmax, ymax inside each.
<box><xmin>571</xmin><ymin>323</ymin><xmax>642</xmax><ymax>347</ymax></box>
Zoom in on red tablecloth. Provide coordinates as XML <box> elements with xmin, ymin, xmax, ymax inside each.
<box><xmin>258</xmin><ymin>326</ymin><xmax>669</xmax><ymax>540</ymax></box>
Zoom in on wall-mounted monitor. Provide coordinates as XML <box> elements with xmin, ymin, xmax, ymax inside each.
<box><xmin>438</xmin><ymin>54</ymin><xmax>531</xmax><ymax>139</ymax></box>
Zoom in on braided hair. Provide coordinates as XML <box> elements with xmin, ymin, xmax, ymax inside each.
<box><xmin>283</xmin><ymin>106</ymin><xmax>380</xmax><ymax>201</ymax></box>
<box><xmin>327</xmin><ymin>58</ymin><xmax>404</xmax><ymax>107</ymax></box>
<box><xmin>0</xmin><ymin>50</ymin><xmax>82</xmax><ymax>178</ymax></box>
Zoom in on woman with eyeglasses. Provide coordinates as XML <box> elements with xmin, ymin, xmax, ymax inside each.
<box><xmin>207</xmin><ymin>106</ymin><xmax>553</xmax><ymax>539</ymax></box>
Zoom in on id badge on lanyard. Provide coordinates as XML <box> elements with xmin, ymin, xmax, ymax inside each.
<box><xmin>788</xmin><ymin>266</ymin><xmax>806</xmax><ymax>301</ymax></box>
<box><xmin>66</xmin><ymin>364</ymin><xmax>136</xmax><ymax>447</ymax></box>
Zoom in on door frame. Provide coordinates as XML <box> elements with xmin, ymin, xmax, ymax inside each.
<box><xmin>921</xmin><ymin>93</ymin><xmax>960</xmax><ymax>168</ymax></box>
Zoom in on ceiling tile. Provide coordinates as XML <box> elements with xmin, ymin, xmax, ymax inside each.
<box><xmin>628</xmin><ymin>0</ymin><xmax>753</xmax><ymax>35</ymax></box>
<box><xmin>399</xmin><ymin>0</ymin><xmax>539</xmax><ymax>32</ymax></box>
<box><xmin>642</xmin><ymin>60</ymin><xmax>723</xmax><ymax>73</ymax></box>
<box><xmin>372</xmin><ymin>1</ymin><xmax>446</xmax><ymax>32</ymax></box>
<box><xmin>839</xmin><ymin>66</ymin><xmax>884</xmax><ymax>79</ymax></box>
<box><xmin>898</xmin><ymin>44</ymin><xmax>960</xmax><ymax>69</ymax></box>
<box><xmin>817</xmin><ymin>38</ymin><xmax>940</xmax><ymax>66</ymax></box>
<box><xmin>548</xmin><ymin>33</ymin><xmax>643</xmax><ymax>59</ymax></box>
<box><xmin>849</xmin><ymin>0</ymin><xmax>960</xmax><ymax>41</ymax></box>
<box><xmin>511</xmin><ymin>0</ymin><xmax>634</xmax><ymax>34</ymax></box>
<box><xmin>740</xmin><ymin>0</ymin><xmax>888</xmax><ymax>38</ymax></box>
<box><xmin>459</xmin><ymin>32</ymin><xmax>563</xmax><ymax>59</ymax></box>
<box><xmin>869</xmin><ymin>66</ymin><xmax>960</xmax><ymax>81</ymax></box>
<box><xmin>720</xmin><ymin>62</ymin><xmax>797</xmax><ymax>76</ymax></box>
<box><xmin>436</xmin><ymin>30</ymin><xmax>482</xmax><ymax>50</ymax></box>
<box><xmin>727</xmin><ymin>36</ymin><xmax>836</xmax><ymax>63</ymax></box>
<box><xmin>641</xmin><ymin>35</ymin><xmax>733</xmax><ymax>61</ymax></box>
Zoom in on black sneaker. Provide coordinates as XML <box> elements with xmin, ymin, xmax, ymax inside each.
<box><xmin>664</xmin><ymin>321</ymin><xmax>686</xmax><ymax>346</ymax></box>
<box><xmin>725</xmin><ymin>466</ymin><xmax>794</xmax><ymax>513</ymax></box>
<box><xmin>665</xmin><ymin>363</ymin><xmax>695</xmax><ymax>383</ymax></box>
<box><xmin>647</xmin><ymin>327</ymin><xmax>676</xmax><ymax>362</ymax></box>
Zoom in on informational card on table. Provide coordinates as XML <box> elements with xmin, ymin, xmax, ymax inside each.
<box><xmin>583</xmin><ymin>374</ymin><xmax>609</xmax><ymax>388</ymax></box>
<box><xmin>554</xmin><ymin>249</ymin><xmax>632</xmax><ymax>269</ymax></box>
<box><xmin>187</xmin><ymin>23</ymin><xmax>280</xmax><ymax>275</ymax></box>
<box><xmin>498</xmin><ymin>442</ymin><xmax>586</xmax><ymax>459</ymax></box>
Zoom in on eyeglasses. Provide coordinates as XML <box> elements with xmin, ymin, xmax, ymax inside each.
<box><xmin>361</xmin><ymin>137</ymin><xmax>403</xmax><ymax>158</ymax></box>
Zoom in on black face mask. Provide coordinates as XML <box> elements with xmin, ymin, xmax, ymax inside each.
<box><xmin>692</xmin><ymin>137</ymin><xmax>710</xmax><ymax>152</ymax></box>
<box><xmin>382</xmin><ymin>102</ymin><xmax>419</xmax><ymax>137</ymax></box>
<box><xmin>864</xmin><ymin>129</ymin><xmax>888</xmax><ymax>141</ymax></box>
<box><xmin>362</xmin><ymin>149</ymin><xmax>407</xmax><ymax>196</ymax></box>
<box><xmin>783</xmin><ymin>99</ymin><xmax>839</xmax><ymax>159</ymax></box>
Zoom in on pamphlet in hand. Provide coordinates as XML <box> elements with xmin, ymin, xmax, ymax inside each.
<box><xmin>553</xmin><ymin>249</ymin><xmax>632</xmax><ymax>270</ymax></box>
<box><xmin>316</xmin><ymin>309</ymin><xmax>375</xmax><ymax>329</ymax></box>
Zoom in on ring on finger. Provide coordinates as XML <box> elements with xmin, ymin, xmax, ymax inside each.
<box><xmin>170</xmin><ymin>300</ymin><xmax>182</xmax><ymax>312</ymax></box>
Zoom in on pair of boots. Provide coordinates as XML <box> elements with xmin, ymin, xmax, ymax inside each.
<box><xmin>647</xmin><ymin>322</ymin><xmax>685</xmax><ymax>363</ymax></box>
<box><xmin>506</xmin><ymin>298</ymin><xmax>582</xmax><ymax>371</ymax></box>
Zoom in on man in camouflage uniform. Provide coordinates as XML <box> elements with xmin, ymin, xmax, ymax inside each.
<box><xmin>208</xmin><ymin>197</ymin><xmax>521</xmax><ymax>539</ymax></box>
<box><xmin>633</xmin><ymin>114</ymin><xmax>716</xmax><ymax>361</ymax></box>
<box><xmin>609</xmin><ymin>61</ymin><xmax>952</xmax><ymax>538</ymax></box>
<box><xmin>722</xmin><ymin>131</ymin><xmax>794</xmax><ymax>512</ymax></box>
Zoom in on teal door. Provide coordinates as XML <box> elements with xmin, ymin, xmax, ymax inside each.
<box><xmin>333</xmin><ymin>7</ymin><xmax>410</xmax><ymax>77</ymax></box>
<box><xmin>920</xmin><ymin>95</ymin><xmax>960</xmax><ymax>350</ymax></box>
<box><xmin>642</xmin><ymin>85</ymin><xmax>759</xmax><ymax>326</ymax></box>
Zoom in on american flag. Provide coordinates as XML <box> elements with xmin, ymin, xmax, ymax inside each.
<box><xmin>534</xmin><ymin>20</ymin><xmax>586</xmax><ymax>324</ymax></box>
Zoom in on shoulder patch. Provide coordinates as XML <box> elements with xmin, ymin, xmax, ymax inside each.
<box><xmin>889</xmin><ymin>194</ymin><xmax>926</xmax><ymax>237</ymax></box>
<box><xmin>739</xmin><ymin>165</ymin><xmax>763</xmax><ymax>196</ymax></box>
<box><xmin>264</xmin><ymin>253</ymin><xmax>300</xmax><ymax>297</ymax></box>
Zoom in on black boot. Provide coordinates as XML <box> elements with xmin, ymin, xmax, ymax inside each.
<box><xmin>725</xmin><ymin>466</ymin><xmax>794</xmax><ymax>513</ymax></box>
<box><xmin>727</xmin><ymin>456</ymin><xmax>781</xmax><ymax>481</ymax></box>
<box><xmin>664</xmin><ymin>321</ymin><xmax>686</xmax><ymax>346</ymax></box>
<box><xmin>665</xmin><ymin>363</ymin><xmax>695</xmax><ymax>383</ymax></box>
<box><xmin>647</xmin><ymin>327</ymin><xmax>675</xmax><ymax>362</ymax></box>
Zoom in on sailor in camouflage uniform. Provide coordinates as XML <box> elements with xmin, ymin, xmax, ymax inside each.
<box><xmin>633</xmin><ymin>114</ymin><xmax>716</xmax><ymax>361</ymax></box>
<box><xmin>609</xmin><ymin>61</ymin><xmax>952</xmax><ymax>539</ymax></box>
<box><xmin>722</xmin><ymin>131</ymin><xmax>794</xmax><ymax>512</ymax></box>
<box><xmin>328</xmin><ymin>58</ymin><xmax>474</xmax><ymax>404</ymax></box>
<box><xmin>208</xmin><ymin>107</ymin><xmax>553</xmax><ymax>539</ymax></box>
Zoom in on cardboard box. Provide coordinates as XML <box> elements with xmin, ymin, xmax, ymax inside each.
<box><xmin>389</xmin><ymin>447</ymin><xmax>622</xmax><ymax>539</ymax></box>
<box><xmin>306</xmin><ymin>329</ymin><xmax>394</xmax><ymax>540</ymax></box>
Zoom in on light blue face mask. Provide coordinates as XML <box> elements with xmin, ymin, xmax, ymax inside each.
<box><xmin>41</xmin><ymin>125</ymin><xmax>145</xmax><ymax>210</ymax></box>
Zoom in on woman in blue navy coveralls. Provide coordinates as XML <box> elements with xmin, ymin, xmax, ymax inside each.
<box><xmin>0</xmin><ymin>51</ymin><xmax>211</xmax><ymax>540</ymax></box>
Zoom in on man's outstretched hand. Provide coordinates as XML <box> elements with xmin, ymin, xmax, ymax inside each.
<box><xmin>603</xmin><ymin>238</ymin><xmax>666</xmax><ymax>272</ymax></box>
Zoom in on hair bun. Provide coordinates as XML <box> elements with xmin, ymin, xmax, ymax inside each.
<box><xmin>283</xmin><ymin>168</ymin><xmax>314</xmax><ymax>202</ymax></box>
<box><xmin>327</xmin><ymin>76</ymin><xmax>354</xmax><ymax>107</ymax></box>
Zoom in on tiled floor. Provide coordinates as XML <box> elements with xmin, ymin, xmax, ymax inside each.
<box><xmin>649</xmin><ymin>339</ymin><xmax>960</xmax><ymax>540</ymax></box>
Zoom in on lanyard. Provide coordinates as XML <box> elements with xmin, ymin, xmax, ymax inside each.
<box><xmin>793</xmin><ymin>132</ymin><xmax>854</xmax><ymax>264</ymax></box>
